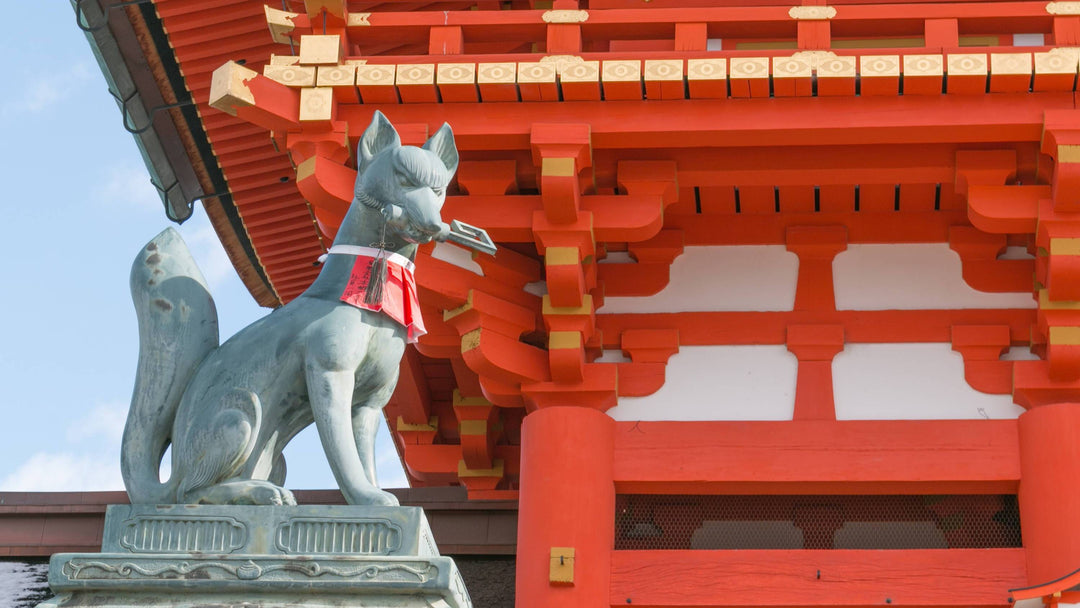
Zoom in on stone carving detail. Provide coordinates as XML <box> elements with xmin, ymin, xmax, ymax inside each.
<box><xmin>44</xmin><ymin>506</ymin><xmax>472</xmax><ymax>607</ymax></box>
<box><xmin>276</xmin><ymin>518</ymin><xmax>402</xmax><ymax>555</ymax></box>
<box><xmin>119</xmin><ymin>515</ymin><xmax>246</xmax><ymax>553</ymax></box>
<box><xmin>62</xmin><ymin>558</ymin><xmax>438</xmax><ymax>583</ymax></box>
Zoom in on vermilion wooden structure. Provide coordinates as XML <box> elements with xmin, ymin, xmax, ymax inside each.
<box><xmin>115</xmin><ymin>0</ymin><xmax>1080</xmax><ymax>606</ymax></box>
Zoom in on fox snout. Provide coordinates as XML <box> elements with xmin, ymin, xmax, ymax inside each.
<box><xmin>381</xmin><ymin>188</ymin><xmax>450</xmax><ymax>243</ymax></box>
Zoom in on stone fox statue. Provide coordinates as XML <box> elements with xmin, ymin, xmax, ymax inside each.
<box><xmin>122</xmin><ymin>111</ymin><xmax>457</xmax><ymax>506</ymax></box>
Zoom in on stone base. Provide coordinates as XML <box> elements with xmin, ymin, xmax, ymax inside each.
<box><xmin>37</xmin><ymin>504</ymin><xmax>471</xmax><ymax>608</ymax></box>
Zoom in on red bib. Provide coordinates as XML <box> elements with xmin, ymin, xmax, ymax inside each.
<box><xmin>339</xmin><ymin>249</ymin><xmax>426</xmax><ymax>343</ymax></box>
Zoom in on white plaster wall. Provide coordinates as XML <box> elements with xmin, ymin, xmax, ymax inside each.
<box><xmin>431</xmin><ymin>241</ymin><xmax>483</xmax><ymax>275</ymax></box>
<box><xmin>1013</xmin><ymin>33</ymin><xmax>1045</xmax><ymax>46</ymax></box>
<box><xmin>601</xmin><ymin>246</ymin><xmax>799</xmax><ymax>313</ymax></box>
<box><xmin>832</xmin><ymin>343</ymin><xmax>1024</xmax><ymax>420</ymax></box>
<box><xmin>1001</xmin><ymin>346</ymin><xmax>1040</xmax><ymax>361</ymax></box>
<box><xmin>999</xmin><ymin>245</ymin><xmax>1035</xmax><ymax>260</ymax></box>
<box><xmin>834</xmin><ymin>244</ymin><xmax>1034</xmax><ymax>310</ymax></box>
<box><xmin>595</xmin><ymin>349</ymin><xmax>632</xmax><ymax>364</ymax></box>
<box><xmin>606</xmin><ymin>345</ymin><xmax>797</xmax><ymax>421</ymax></box>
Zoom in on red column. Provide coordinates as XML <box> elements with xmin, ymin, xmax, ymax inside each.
<box><xmin>1018</xmin><ymin>402</ymin><xmax>1080</xmax><ymax>585</ymax></box>
<box><xmin>516</xmin><ymin>406</ymin><xmax>616</xmax><ymax>608</ymax></box>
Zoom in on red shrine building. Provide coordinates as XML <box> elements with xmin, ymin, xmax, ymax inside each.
<box><xmin>67</xmin><ymin>0</ymin><xmax>1080</xmax><ymax>606</ymax></box>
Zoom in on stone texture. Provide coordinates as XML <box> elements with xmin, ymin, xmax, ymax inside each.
<box><xmin>37</xmin><ymin>505</ymin><xmax>472</xmax><ymax>608</ymax></box>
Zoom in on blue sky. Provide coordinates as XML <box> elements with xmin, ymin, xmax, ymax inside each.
<box><xmin>0</xmin><ymin>4</ymin><xmax>405</xmax><ymax>494</ymax></box>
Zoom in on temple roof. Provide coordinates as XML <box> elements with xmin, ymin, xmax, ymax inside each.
<box><xmin>84</xmin><ymin>0</ymin><xmax>1078</xmax><ymax>497</ymax></box>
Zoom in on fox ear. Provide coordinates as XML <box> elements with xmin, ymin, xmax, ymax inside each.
<box><xmin>357</xmin><ymin>111</ymin><xmax>401</xmax><ymax>174</ymax></box>
<box><xmin>423</xmin><ymin>123</ymin><xmax>459</xmax><ymax>176</ymax></box>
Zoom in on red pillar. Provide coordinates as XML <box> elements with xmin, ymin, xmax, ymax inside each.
<box><xmin>516</xmin><ymin>406</ymin><xmax>616</xmax><ymax>608</ymax></box>
<box><xmin>1018</xmin><ymin>402</ymin><xmax>1080</xmax><ymax>585</ymax></box>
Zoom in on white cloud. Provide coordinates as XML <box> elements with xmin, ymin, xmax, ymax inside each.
<box><xmin>0</xmin><ymin>451</ymin><xmax>123</xmax><ymax>492</ymax></box>
<box><xmin>65</xmin><ymin>402</ymin><xmax>127</xmax><ymax>444</ymax></box>
<box><xmin>91</xmin><ymin>165</ymin><xmax>237</xmax><ymax>290</ymax></box>
<box><xmin>94</xmin><ymin>162</ymin><xmax>161</xmax><ymax>211</ymax></box>
<box><xmin>2</xmin><ymin>406</ymin><xmax>407</xmax><ymax>492</ymax></box>
<box><xmin>1</xmin><ymin>62</ymin><xmax>92</xmax><ymax>117</ymax></box>
<box><xmin>1</xmin><ymin>401</ymin><xmax>127</xmax><ymax>492</ymax></box>
<box><xmin>179</xmin><ymin>221</ymin><xmax>235</xmax><ymax>290</ymax></box>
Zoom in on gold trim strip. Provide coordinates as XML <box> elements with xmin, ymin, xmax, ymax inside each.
<box><xmin>460</xmin><ymin>420</ymin><xmax>489</xmax><ymax>436</ymax></box>
<box><xmin>549</xmin><ymin>331</ymin><xmax>582</xmax><ymax>349</ymax></box>
<box><xmin>209</xmin><ymin>61</ymin><xmax>257</xmax><ymax>115</ymax></box>
<box><xmin>458</xmin><ymin>459</ymin><xmax>505</xmax><ymax>477</ymax></box>
<box><xmin>1049</xmin><ymin>326</ymin><xmax>1080</xmax><ymax>345</ymax></box>
<box><xmin>1039</xmin><ymin>289</ymin><xmax>1080</xmax><ymax>309</ymax></box>
<box><xmin>789</xmin><ymin>6</ymin><xmax>836</xmax><ymax>19</ymax></box>
<box><xmin>264</xmin><ymin>5</ymin><xmax>299</xmax><ymax>45</ymax></box>
<box><xmin>1059</xmin><ymin>144</ymin><xmax>1080</xmax><ymax>163</ymax></box>
<box><xmin>396</xmin><ymin>416</ymin><xmax>438</xmax><ymax>432</ymax></box>
<box><xmin>542</xmin><ymin>157</ymin><xmax>577</xmax><ymax>177</ymax></box>
<box><xmin>1048</xmin><ymin>1</ymin><xmax>1080</xmax><ymax>14</ymax></box>
<box><xmin>542</xmin><ymin>9</ymin><xmax>588</xmax><ymax>23</ymax></box>
<box><xmin>1050</xmin><ymin>237</ymin><xmax>1080</xmax><ymax>255</ymax></box>
<box><xmin>347</xmin><ymin>12</ymin><xmax>372</xmax><ymax>25</ymax></box>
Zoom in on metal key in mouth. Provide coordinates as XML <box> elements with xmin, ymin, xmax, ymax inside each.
<box><xmin>446</xmin><ymin>219</ymin><xmax>497</xmax><ymax>256</ymax></box>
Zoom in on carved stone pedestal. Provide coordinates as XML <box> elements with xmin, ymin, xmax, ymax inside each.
<box><xmin>37</xmin><ymin>504</ymin><xmax>472</xmax><ymax>608</ymax></box>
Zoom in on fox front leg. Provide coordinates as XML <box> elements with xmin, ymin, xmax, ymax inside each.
<box><xmin>353</xmin><ymin>405</ymin><xmax>382</xmax><ymax>488</ymax></box>
<box><xmin>352</xmin><ymin>375</ymin><xmax>398</xmax><ymax>490</ymax></box>
<box><xmin>306</xmin><ymin>362</ymin><xmax>397</xmax><ymax>506</ymax></box>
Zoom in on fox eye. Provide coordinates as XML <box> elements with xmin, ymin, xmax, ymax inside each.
<box><xmin>398</xmin><ymin>175</ymin><xmax>411</xmax><ymax>188</ymax></box>
<box><xmin>433</xmin><ymin>187</ymin><xmax>445</xmax><ymax>196</ymax></box>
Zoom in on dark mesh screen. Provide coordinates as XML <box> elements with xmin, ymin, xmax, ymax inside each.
<box><xmin>615</xmin><ymin>495</ymin><xmax>1021</xmax><ymax>550</ymax></box>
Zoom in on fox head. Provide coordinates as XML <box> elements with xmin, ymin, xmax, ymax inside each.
<box><xmin>353</xmin><ymin>110</ymin><xmax>459</xmax><ymax>245</ymax></box>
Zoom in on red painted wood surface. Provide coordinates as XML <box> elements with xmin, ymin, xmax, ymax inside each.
<box><xmin>517</xmin><ymin>407</ymin><xmax>616</xmax><ymax>608</ymax></box>
<box><xmin>613</xmin><ymin>420</ymin><xmax>1021</xmax><ymax>495</ymax></box>
<box><xmin>609</xmin><ymin>549</ymin><xmax>1026</xmax><ymax>607</ymax></box>
<box><xmin>157</xmin><ymin>0</ymin><xmax>322</xmax><ymax>303</ymax></box>
<box><xmin>149</xmin><ymin>4</ymin><xmax>1080</xmax><ymax>557</ymax></box>
<box><xmin>342</xmin><ymin>94</ymin><xmax>1067</xmax><ymax>149</ymax></box>
<box><xmin>1018</xmin><ymin>403</ymin><xmax>1080</xmax><ymax>586</ymax></box>
<box><xmin>597</xmin><ymin>310</ymin><xmax>1034</xmax><ymax>347</ymax></box>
